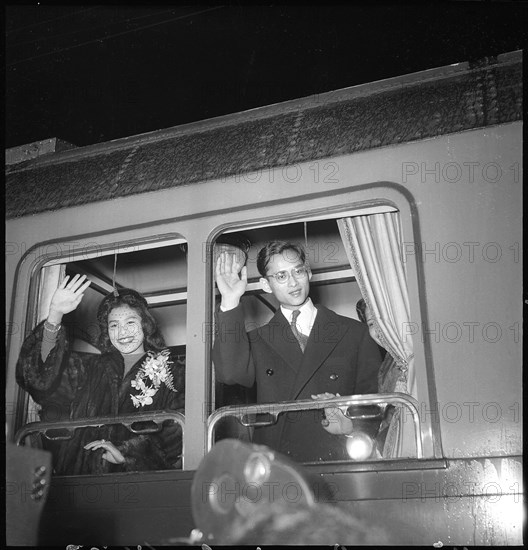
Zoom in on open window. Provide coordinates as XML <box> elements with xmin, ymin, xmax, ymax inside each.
<box><xmin>209</xmin><ymin>208</ymin><xmax>421</xmax><ymax>464</ymax></box>
<box><xmin>15</xmin><ymin>238</ymin><xmax>188</xmax><ymax>475</ymax></box>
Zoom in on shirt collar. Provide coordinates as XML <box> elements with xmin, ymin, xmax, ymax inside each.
<box><xmin>280</xmin><ymin>298</ymin><xmax>316</xmax><ymax>324</ymax></box>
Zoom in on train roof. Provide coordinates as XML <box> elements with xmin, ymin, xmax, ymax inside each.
<box><xmin>5</xmin><ymin>51</ymin><xmax>522</xmax><ymax>220</ymax></box>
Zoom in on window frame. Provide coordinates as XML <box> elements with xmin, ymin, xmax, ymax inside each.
<box><xmin>206</xmin><ymin>193</ymin><xmax>442</xmax><ymax>467</ymax></box>
<box><xmin>13</xmin><ymin>233</ymin><xmax>188</xmax><ymax>461</ymax></box>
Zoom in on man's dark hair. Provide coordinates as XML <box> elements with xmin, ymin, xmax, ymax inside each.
<box><xmin>96</xmin><ymin>288</ymin><xmax>166</xmax><ymax>353</ymax></box>
<box><xmin>356</xmin><ymin>298</ymin><xmax>367</xmax><ymax>324</ymax></box>
<box><xmin>256</xmin><ymin>241</ymin><xmax>307</xmax><ymax>277</ymax></box>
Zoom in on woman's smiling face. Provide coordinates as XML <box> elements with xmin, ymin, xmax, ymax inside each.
<box><xmin>107</xmin><ymin>305</ymin><xmax>145</xmax><ymax>355</ymax></box>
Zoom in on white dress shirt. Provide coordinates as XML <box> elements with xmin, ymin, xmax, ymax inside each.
<box><xmin>280</xmin><ymin>298</ymin><xmax>318</xmax><ymax>337</ymax></box>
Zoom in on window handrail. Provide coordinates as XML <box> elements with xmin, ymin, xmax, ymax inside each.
<box><xmin>14</xmin><ymin>410</ymin><xmax>185</xmax><ymax>445</ymax></box>
<box><xmin>207</xmin><ymin>393</ymin><xmax>423</xmax><ymax>458</ymax></box>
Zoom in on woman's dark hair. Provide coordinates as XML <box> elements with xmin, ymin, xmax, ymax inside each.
<box><xmin>356</xmin><ymin>298</ymin><xmax>367</xmax><ymax>324</ymax></box>
<box><xmin>256</xmin><ymin>241</ymin><xmax>307</xmax><ymax>277</ymax></box>
<box><xmin>97</xmin><ymin>288</ymin><xmax>165</xmax><ymax>353</ymax></box>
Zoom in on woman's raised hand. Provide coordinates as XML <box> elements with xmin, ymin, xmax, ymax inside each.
<box><xmin>215</xmin><ymin>252</ymin><xmax>248</xmax><ymax>310</ymax></box>
<box><xmin>48</xmin><ymin>274</ymin><xmax>91</xmax><ymax>324</ymax></box>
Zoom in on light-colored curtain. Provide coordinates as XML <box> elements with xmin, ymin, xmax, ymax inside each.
<box><xmin>337</xmin><ymin>213</ymin><xmax>416</xmax><ymax>458</ymax></box>
<box><xmin>25</xmin><ymin>265</ymin><xmax>65</xmax><ymax>424</ymax></box>
<box><xmin>37</xmin><ymin>264</ymin><xmax>64</xmax><ymax>324</ymax></box>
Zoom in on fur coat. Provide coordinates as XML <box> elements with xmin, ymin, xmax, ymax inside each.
<box><xmin>16</xmin><ymin>322</ymin><xmax>185</xmax><ymax>475</ymax></box>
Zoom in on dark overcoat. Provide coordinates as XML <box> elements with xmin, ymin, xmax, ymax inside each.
<box><xmin>212</xmin><ymin>304</ymin><xmax>381</xmax><ymax>462</ymax></box>
<box><xmin>16</xmin><ymin>322</ymin><xmax>185</xmax><ymax>475</ymax></box>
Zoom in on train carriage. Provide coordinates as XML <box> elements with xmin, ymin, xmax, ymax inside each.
<box><xmin>5</xmin><ymin>50</ymin><xmax>523</xmax><ymax>545</ymax></box>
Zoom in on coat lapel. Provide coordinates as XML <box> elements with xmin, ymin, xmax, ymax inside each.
<box><xmin>259</xmin><ymin>309</ymin><xmax>304</xmax><ymax>374</ymax></box>
<box><xmin>291</xmin><ymin>306</ymin><xmax>349</xmax><ymax>398</ymax></box>
<box><xmin>99</xmin><ymin>351</ymin><xmax>123</xmax><ymax>416</ymax></box>
<box><xmin>118</xmin><ymin>352</ymin><xmax>148</xmax><ymax>409</ymax></box>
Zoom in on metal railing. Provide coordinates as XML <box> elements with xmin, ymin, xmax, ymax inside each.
<box><xmin>207</xmin><ymin>393</ymin><xmax>423</xmax><ymax>459</ymax></box>
<box><xmin>15</xmin><ymin>410</ymin><xmax>185</xmax><ymax>466</ymax></box>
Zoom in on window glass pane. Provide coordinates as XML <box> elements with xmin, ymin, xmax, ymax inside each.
<box><xmin>209</xmin><ymin>395</ymin><xmax>421</xmax><ymax>463</ymax></box>
<box><xmin>17</xmin><ymin>413</ymin><xmax>185</xmax><ymax>474</ymax></box>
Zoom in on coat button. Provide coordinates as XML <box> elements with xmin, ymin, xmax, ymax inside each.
<box><xmin>266</xmin><ymin>369</ymin><xmax>274</xmax><ymax>376</ymax></box>
<box><xmin>330</xmin><ymin>373</ymin><xmax>339</xmax><ymax>380</ymax></box>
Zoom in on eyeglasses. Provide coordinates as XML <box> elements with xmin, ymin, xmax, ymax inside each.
<box><xmin>266</xmin><ymin>266</ymin><xmax>309</xmax><ymax>284</ymax></box>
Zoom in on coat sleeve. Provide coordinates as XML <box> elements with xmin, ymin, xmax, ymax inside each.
<box><xmin>353</xmin><ymin>324</ymin><xmax>382</xmax><ymax>394</ymax></box>
<box><xmin>15</xmin><ymin>321</ymin><xmax>87</xmax><ymax>421</ymax></box>
<box><xmin>118</xmin><ymin>420</ymin><xmax>183</xmax><ymax>471</ymax></box>
<box><xmin>212</xmin><ymin>304</ymin><xmax>255</xmax><ymax>387</ymax></box>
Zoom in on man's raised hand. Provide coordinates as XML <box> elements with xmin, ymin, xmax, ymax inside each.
<box><xmin>215</xmin><ymin>252</ymin><xmax>248</xmax><ymax>311</ymax></box>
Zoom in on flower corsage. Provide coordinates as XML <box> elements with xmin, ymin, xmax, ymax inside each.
<box><xmin>130</xmin><ymin>349</ymin><xmax>177</xmax><ymax>408</ymax></box>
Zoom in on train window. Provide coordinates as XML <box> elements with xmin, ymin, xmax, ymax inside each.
<box><xmin>15</xmin><ymin>240</ymin><xmax>188</xmax><ymax>475</ymax></box>
<box><xmin>210</xmin><ymin>211</ymin><xmax>422</xmax><ymax>464</ymax></box>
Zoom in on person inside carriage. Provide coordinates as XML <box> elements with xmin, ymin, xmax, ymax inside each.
<box><xmin>212</xmin><ymin>240</ymin><xmax>382</xmax><ymax>462</ymax></box>
<box><xmin>16</xmin><ymin>275</ymin><xmax>185</xmax><ymax>475</ymax></box>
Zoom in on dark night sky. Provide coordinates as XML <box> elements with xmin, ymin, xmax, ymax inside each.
<box><xmin>5</xmin><ymin>3</ymin><xmax>527</xmax><ymax>149</ymax></box>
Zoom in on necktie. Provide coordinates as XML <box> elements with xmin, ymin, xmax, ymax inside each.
<box><xmin>291</xmin><ymin>309</ymin><xmax>309</xmax><ymax>352</ymax></box>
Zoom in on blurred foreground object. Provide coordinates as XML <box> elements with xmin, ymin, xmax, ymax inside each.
<box><xmin>191</xmin><ymin>438</ymin><xmax>389</xmax><ymax>545</ymax></box>
<box><xmin>6</xmin><ymin>442</ymin><xmax>51</xmax><ymax>545</ymax></box>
